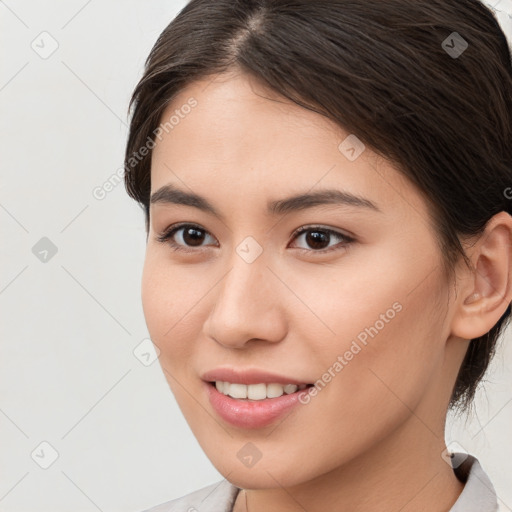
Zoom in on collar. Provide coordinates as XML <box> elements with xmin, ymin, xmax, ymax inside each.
<box><xmin>449</xmin><ymin>452</ymin><xmax>500</xmax><ymax>511</ymax></box>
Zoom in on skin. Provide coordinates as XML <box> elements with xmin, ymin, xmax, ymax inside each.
<box><xmin>141</xmin><ymin>69</ymin><xmax>512</xmax><ymax>512</ymax></box>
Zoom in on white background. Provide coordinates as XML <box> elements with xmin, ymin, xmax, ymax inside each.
<box><xmin>1</xmin><ymin>1</ymin><xmax>511</xmax><ymax>511</ymax></box>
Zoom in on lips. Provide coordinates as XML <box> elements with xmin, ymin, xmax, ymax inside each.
<box><xmin>200</xmin><ymin>367</ymin><xmax>316</xmax><ymax>428</ymax></box>
<box><xmin>204</xmin><ymin>379</ymin><xmax>312</xmax><ymax>428</ymax></box>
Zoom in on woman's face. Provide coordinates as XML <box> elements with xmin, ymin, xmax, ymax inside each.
<box><xmin>142</xmin><ymin>71</ymin><xmax>465</xmax><ymax>488</ymax></box>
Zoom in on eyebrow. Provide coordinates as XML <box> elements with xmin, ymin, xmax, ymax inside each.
<box><xmin>150</xmin><ymin>184</ymin><xmax>381</xmax><ymax>219</ymax></box>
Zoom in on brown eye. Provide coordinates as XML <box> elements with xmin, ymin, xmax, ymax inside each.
<box><xmin>290</xmin><ymin>226</ymin><xmax>355</xmax><ymax>253</ymax></box>
<box><xmin>181</xmin><ymin>226</ymin><xmax>207</xmax><ymax>246</ymax></box>
<box><xmin>304</xmin><ymin>230</ymin><xmax>330</xmax><ymax>250</ymax></box>
<box><xmin>156</xmin><ymin>223</ymin><xmax>217</xmax><ymax>251</ymax></box>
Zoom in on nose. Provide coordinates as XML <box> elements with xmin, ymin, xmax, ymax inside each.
<box><xmin>202</xmin><ymin>254</ymin><xmax>288</xmax><ymax>349</ymax></box>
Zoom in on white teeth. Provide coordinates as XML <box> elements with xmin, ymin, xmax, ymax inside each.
<box><xmin>215</xmin><ymin>381</ymin><xmax>303</xmax><ymax>400</ymax></box>
<box><xmin>267</xmin><ymin>383</ymin><xmax>284</xmax><ymax>398</ymax></box>
<box><xmin>284</xmin><ymin>384</ymin><xmax>299</xmax><ymax>394</ymax></box>
<box><xmin>227</xmin><ymin>383</ymin><xmax>247</xmax><ymax>399</ymax></box>
<box><xmin>247</xmin><ymin>383</ymin><xmax>267</xmax><ymax>400</ymax></box>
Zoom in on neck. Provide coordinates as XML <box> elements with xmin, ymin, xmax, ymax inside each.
<box><xmin>234</xmin><ymin>413</ymin><xmax>464</xmax><ymax>512</ymax></box>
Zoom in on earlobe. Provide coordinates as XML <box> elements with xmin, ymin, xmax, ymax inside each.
<box><xmin>450</xmin><ymin>211</ymin><xmax>512</xmax><ymax>340</ymax></box>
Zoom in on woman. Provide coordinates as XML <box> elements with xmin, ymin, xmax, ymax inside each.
<box><xmin>124</xmin><ymin>0</ymin><xmax>512</xmax><ymax>510</ymax></box>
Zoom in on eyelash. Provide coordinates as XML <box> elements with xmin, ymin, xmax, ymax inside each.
<box><xmin>156</xmin><ymin>222</ymin><xmax>355</xmax><ymax>255</ymax></box>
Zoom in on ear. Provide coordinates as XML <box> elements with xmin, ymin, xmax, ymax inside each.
<box><xmin>450</xmin><ymin>211</ymin><xmax>512</xmax><ymax>340</ymax></box>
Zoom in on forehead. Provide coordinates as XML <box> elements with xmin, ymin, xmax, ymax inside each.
<box><xmin>150</xmin><ymin>72</ymin><xmax>431</xmax><ymax>224</ymax></box>
<box><xmin>153</xmin><ymin>72</ymin><xmax>345</xmax><ymax>164</ymax></box>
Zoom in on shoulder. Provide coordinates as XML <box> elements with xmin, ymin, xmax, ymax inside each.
<box><xmin>140</xmin><ymin>479</ymin><xmax>241</xmax><ymax>512</ymax></box>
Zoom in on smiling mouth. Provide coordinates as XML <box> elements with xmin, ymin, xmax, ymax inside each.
<box><xmin>208</xmin><ymin>381</ymin><xmax>314</xmax><ymax>401</ymax></box>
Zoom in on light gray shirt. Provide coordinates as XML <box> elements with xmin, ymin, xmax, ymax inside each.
<box><xmin>141</xmin><ymin>453</ymin><xmax>501</xmax><ymax>512</ymax></box>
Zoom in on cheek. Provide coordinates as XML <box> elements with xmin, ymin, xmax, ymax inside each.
<box><xmin>140</xmin><ymin>252</ymin><xmax>202</xmax><ymax>363</ymax></box>
<box><xmin>325</xmin><ymin>288</ymin><xmax>444</xmax><ymax>431</ymax></box>
<box><xmin>289</xmin><ymin>248</ymin><xmax>447</xmax><ymax>413</ymax></box>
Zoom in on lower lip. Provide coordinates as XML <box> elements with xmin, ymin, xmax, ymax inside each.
<box><xmin>204</xmin><ymin>381</ymin><xmax>311</xmax><ymax>429</ymax></box>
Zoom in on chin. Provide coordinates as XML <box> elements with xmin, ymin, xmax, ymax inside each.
<box><xmin>201</xmin><ymin>444</ymin><xmax>326</xmax><ymax>489</ymax></box>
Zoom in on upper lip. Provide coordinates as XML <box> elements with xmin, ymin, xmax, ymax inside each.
<box><xmin>201</xmin><ymin>367</ymin><xmax>312</xmax><ymax>386</ymax></box>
